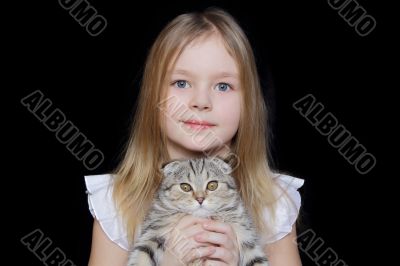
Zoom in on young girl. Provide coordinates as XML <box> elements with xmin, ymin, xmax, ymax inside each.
<box><xmin>84</xmin><ymin>7</ymin><xmax>304</xmax><ymax>266</ymax></box>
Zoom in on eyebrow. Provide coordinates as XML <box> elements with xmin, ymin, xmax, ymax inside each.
<box><xmin>171</xmin><ymin>69</ymin><xmax>239</xmax><ymax>79</ymax></box>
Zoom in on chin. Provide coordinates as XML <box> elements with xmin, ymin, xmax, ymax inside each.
<box><xmin>183</xmin><ymin>141</ymin><xmax>226</xmax><ymax>155</ymax></box>
<box><xmin>182</xmin><ymin>144</ymin><xmax>206</xmax><ymax>153</ymax></box>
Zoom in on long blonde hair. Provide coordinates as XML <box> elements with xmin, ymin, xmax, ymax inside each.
<box><xmin>113</xmin><ymin>7</ymin><xmax>279</xmax><ymax>242</ymax></box>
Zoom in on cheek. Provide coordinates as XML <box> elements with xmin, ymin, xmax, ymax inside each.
<box><xmin>170</xmin><ymin>189</ymin><xmax>195</xmax><ymax>204</ymax></box>
<box><xmin>215</xmin><ymin>96</ymin><xmax>241</xmax><ymax>130</ymax></box>
<box><xmin>164</xmin><ymin>90</ymin><xmax>196</xmax><ymax>124</ymax></box>
<box><xmin>162</xmin><ymin>91</ymin><xmax>189</xmax><ymax>136</ymax></box>
<box><xmin>160</xmin><ymin>92</ymin><xmax>190</xmax><ymax>131</ymax></box>
<box><xmin>205</xmin><ymin>189</ymin><xmax>229</xmax><ymax>206</ymax></box>
<box><xmin>164</xmin><ymin>90</ymin><xmax>185</xmax><ymax>121</ymax></box>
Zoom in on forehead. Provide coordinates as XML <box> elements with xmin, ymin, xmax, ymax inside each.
<box><xmin>169</xmin><ymin>159</ymin><xmax>225</xmax><ymax>178</ymax></box>
<box><xmin>171</xmin><ymin>33</ymin><xmax>238</xmax><ymax>77</ymax></box>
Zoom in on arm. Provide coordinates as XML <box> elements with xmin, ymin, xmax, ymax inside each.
<box><xmin>88</xmin><ymin>219</ymin><xmax>129</xmax><ymax>266</ymax></box>
<box><xmin>264</xmin><ymin>225</ymin><xmax>302</xmax><ymax>266</ymax></box>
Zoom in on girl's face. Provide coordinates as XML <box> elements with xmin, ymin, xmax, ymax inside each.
<box><xmin>163</xmin><ymin>33</ymin><xmax>241</xmax><ymax>159</ymax></box>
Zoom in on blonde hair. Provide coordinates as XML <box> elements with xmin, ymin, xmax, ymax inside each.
<box><xmin>113</xmin><ymin>7</ymin><xmax>279</xmax><ymax>243</ymax></box>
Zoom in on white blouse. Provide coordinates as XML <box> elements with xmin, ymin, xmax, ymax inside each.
<box><xmin>84</xmin><ymin>173</ymin><xmax>304</xmax><ymax>251</ymax></box>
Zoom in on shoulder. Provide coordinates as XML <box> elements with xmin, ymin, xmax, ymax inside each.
<box><xmin>271</xmin><ymin>173</ymin><xmax>304</xmax><ymax>211</ymax></box>
<box><xmin>84</xmin><ymin>174</ymin><xmax>131</xmax><ymax>251</ymax></box>
<box><xmin>260</xmin><ymin>173</ymin><xmax>305</xmax><ymax>245</ymax></box>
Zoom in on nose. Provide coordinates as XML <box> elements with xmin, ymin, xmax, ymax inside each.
<box><xmin>196</xmin><ymin>197</ymin><xmax>205</xmax><ymax>204</ymax></box>
<box><xmin>189</xmin><ymin>87</ymin><xmax>212</xmax><ymax>111</ymax></box>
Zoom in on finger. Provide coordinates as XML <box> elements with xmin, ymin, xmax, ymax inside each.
<box><xmin>195</xmin><ymin>231</ymin><xmax>236</xmax><ymax>250</ymax></box>
<box><xmin>202</xmin><ymin>220</ymin><xmax>233</xmax><ymax>235</ymax></box>
<box><xmin>168</xmin><ymin>224</ymin><xmax>209</xmax><ymax>248</ymax></box>
<box><xmin>183</xmin><ymin>246</ymin><xmax>217</xmax><ymax>263</ymax></box>
<box><xmin>168</xmin><ymin>233</ymin><xmax>203</xmax><ymax>253</ymax></box>
<box><xmin>195</xmin><ymin>231</ymin><xmax>226</xmax><ymax>245</ymax></box>
<box><xmin>182</xmin><ymin>223</ymin><xmax>210</xmax><ymax>238</ymax></box>
<box><xmin>178</xmin><ymin>215</ymin><xmax>212</xmax><ymax>230</ymax></box>
<box><xmin>203</xmin><ymin>259</ymin><xmax>228</xmax><ymax>266</ymax></box>
<box><xmin>202</xmin><ymin>221</ymin><xmax>237</xmax><ymax>248</ymax></box>
<box><xmin>167</xmin><ymin>232</ymin><xmax>213</xmax><ymax>257</ymax></box>
<box><xmin>166</xmin><ymin>225</ymin><xmax>216</xmax><ymax>259</ymax></box>
<box><xmin>167</xmin><ymin>223</ymin><xmax>205</xmax><ymax>245</ymax></box>
<box><xmin>165</xmin><ymin>216</ymin><xmax>211</xmax><ymax>246</ymax></box>
<box><xmin>205</xmin><ymin>247</ymin><xmax>233</xmax><ymax>264</ymax></box>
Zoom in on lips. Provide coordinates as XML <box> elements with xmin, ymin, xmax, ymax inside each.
<box><xmin>182</xmin><ymin>120</ymin><xmax>215</xmax><ymax>130</ymax></box>
<box><xmin>183</xmin><ymin>120</ymin><xmax>216</xmax><ymax>126</ymax></box>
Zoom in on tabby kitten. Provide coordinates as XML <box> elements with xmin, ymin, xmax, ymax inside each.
<box><xmin>127</xmin><ymin>156</ymin><xmax>268</xmax><ymax>266</ymax></box>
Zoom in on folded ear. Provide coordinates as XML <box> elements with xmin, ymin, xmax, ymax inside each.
<box><xmin>222</xmin><ymin>153</ymin><xmax>238</xmax><ymax>169</ymax></box>
<box><xmin>160</xmin><ymin>159</ymin><xmax>182</xmax><ymax>176</ymax></box>
<box><xmin>160</xmin><ymin>159</ymin><xmax>175</xmax><ymax>170</ymax></box>
<box><xmin>211</xmin><ymin>153</ymin><xmax>238</xmax><ymax>174</ymax></box>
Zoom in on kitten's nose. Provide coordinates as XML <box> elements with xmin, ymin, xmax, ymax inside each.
<box><xmin>196</xmin><ymin>197</ymin><xmax>204</xmax><ymax>204</ymax></box>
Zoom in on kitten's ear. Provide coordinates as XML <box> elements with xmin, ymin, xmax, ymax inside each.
<box><xmin>212</xmin><ymin>153</ymin><xmax>238</xmax><ymax>174</ymax></box>
<box><xmin>160</xmin><ymin>159</ymin><xmax>174</xmax><ymax>170</ymax></box>
<box><xmin>222</xmin><ymin>153</ymin><xmax>238</xmax><ymax>169</ymax></box>
<box><xmin>160</xmin><ymin>160</ymin><xmax>181</xmax><ymax>176</ymax></box>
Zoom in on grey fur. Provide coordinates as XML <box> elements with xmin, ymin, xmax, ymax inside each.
<box><xmin>127</xmin><ymin>157</ymin><xmax>268</xmax><ymax>266</ymax></box>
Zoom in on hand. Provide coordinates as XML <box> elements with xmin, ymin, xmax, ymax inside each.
<box><xmin>194</xmin><ymin>220</ymin><xmax>240</xmax><ymax>266</ymax></box>
<box><xmin>162</xmin><ymin>215</ymin><xmax>217</xmax><ymax>266</ymax></box>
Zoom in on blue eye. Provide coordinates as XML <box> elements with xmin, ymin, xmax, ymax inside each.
<box><xmin>174</xmin><ymin>80</ymin><xmax>190</xmax><ymax>89</ymax></box>
<box><xmin>215</xmin><ymin>83</ymin><xmax>231</xmax><ymax>92</ymax></box>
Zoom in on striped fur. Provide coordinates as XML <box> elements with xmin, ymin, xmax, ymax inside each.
<box><xmin>127</xmin><ymin>157</ymin><xmax>268</xmax><ymax>266</ymax></box>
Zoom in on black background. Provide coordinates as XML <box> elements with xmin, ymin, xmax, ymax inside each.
<box><xmin>10</xmin><ymin>0</ymin><xmax>392</xmax><ymax>265</ymax></box>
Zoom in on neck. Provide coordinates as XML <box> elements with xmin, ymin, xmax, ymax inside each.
<box><xmin>166</xmin><ymin>140</ymin><xmax>232</xmax><ymax>160</ymax></box>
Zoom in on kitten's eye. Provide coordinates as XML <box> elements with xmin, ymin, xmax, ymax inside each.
<box><xmin>180</xmin><ymin>183</ymin><xmax>192</xmax><ymax>192</ymax></box>
<box><xmin>207</xmin><ymin>181</ymin><xmax>218</xmax><ymax>191</ymax></box>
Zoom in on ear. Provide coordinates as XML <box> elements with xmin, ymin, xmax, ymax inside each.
<box><xmin>160</xmin><ymin>159</ymin><xmax>175</xmax><ymax>170</ymax></box>
<box><xmin>211</xmin><ymin>153</ymin><xmax>238</xmax><ymax>174</ymax></box>
<box><xmin>160</xmin><ymin>159</ymin><xmax>182</xmax><ymax>176</ymax></box>
<box><xmin>221</xmin><ymin>153</ymin><xmax>238</xmax><ymax>169</ymax></box>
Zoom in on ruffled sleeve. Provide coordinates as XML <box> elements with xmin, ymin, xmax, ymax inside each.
<box><xmin>84</xmin><ymin>174</ymin><xmax>132</xmax><ymax>251</ymax></box>
<box><xmin>260</xmin><ymin>173</ymin><xmax>304</xmax><ymax>245</ymax></box>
